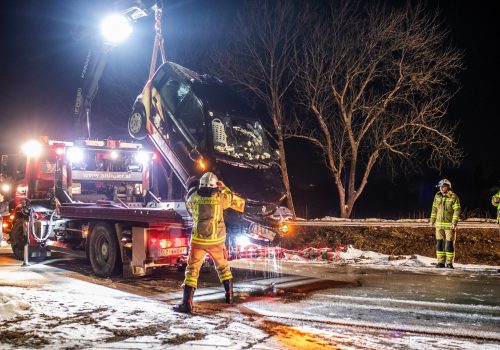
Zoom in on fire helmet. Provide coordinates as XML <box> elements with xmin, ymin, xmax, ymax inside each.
<box><xmin>199</xmin><ymin>172</ymin><xmax>218</xmax><ymax>188</ymax></box>
<box><xmin>436</xmin><ymin>179</ymin><xmax>452</xmax><ymax>188</ymax></box>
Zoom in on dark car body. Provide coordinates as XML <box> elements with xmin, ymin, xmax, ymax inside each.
<box><xmin>128</xmin><ymin>62</ymin><xmax>290</xmax><ymax>241</ymax></box>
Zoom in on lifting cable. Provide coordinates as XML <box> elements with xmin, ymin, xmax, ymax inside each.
<box><xmin>149</xmin><ymin>0</ymin><xmax>166</xmax><ymax>80</ymax></box>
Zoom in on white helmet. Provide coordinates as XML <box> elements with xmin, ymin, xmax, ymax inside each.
<box><xmin>199</xmin><ymin>172</ymin><xmax>218</xmax><ymax>188</ymax></box>
<box><xmin>436</xmin><ymin>179</ymin><xmax>452</xmax><ymax>188</ymax></box>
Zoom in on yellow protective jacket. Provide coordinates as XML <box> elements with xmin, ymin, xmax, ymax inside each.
<box><xmin>430</xmin><ymin>191</ymin><xmax>461</xmax><ymax>229</ymax></box>
<box><xmin>492</xmin><ymin>190</ymin><xmax>500</xmax><ymax>223</ymax></box>
<box><xmin>186</xmin><ymin>186</ymin><xmax>232</xmax><ymax>246</ymax></box>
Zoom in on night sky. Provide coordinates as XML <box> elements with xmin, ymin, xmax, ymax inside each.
<box><xmin>0</xmin><ymin>0</ymin><xmax>498</xmax><ymax>219</ymax></box>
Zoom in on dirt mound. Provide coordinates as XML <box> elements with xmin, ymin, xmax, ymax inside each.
<box><xmin>282</xmin><ymin>226</ymin><xmax>500</xmax><ymax>265</ymax></box>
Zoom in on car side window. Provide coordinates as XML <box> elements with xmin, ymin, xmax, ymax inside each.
<box><xmin>176</xmin><ymin>91</ymin><xmax>205</xmax><ymax>146</ymax></box>
<box><xmin>160</xmin><ymin>79</ymin><xmax>187</xmax><ymax>114</ymax></box>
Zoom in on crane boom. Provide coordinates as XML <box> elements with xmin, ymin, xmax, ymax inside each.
<box><xmin>72</xmin><ymin>0</ymin><xmax>159</xmax><ymax>139</ymax></box>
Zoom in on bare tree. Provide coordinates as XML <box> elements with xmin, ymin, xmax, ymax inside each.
<box><xmin>291</xmin><ymin>2</ymin><xmax>463</xmax><ymax>218</ymax></box>
<box><xmin>212</xmin><ymin>0</ymin><xmax>306</xmax><ymax>216</ymax></box>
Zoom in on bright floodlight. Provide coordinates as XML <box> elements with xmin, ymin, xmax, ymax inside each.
<box><xmin>101</xmin><ymin>14</ymin><xmax>133</xmax><ymax>45</ymax></box>
<box><xmin>21</xmin><ymin>140</ymin><xmax>42</xmax><ymax>157</ymax></box>
<box><xmin>110</xmin><ymin>150</ymin><xmax>119</xmax><ymax>160</ymax></box>
<box><xmin>135</xmin><ymin>151</ymin><xmax>150</xmax><ymax>165</ymax></box>
<box><xmin>1</xmin><ymin>183</ymin><xmax>11</xmax><ymax>193</ymax></box>
<box><xmin>67</xmin><ymin>147</ymin><xmax>84</xmax><ymax>163</ymax></box>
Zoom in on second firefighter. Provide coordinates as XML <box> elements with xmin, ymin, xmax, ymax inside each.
<box><xmin>429</xmin><ymin>179</ymin><xmax>461</xmax><ymax>269</ymax></box>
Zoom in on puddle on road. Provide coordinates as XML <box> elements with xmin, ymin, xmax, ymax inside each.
<box><xmin>259</xmin><ymin>320</ymin><xmax>340</xmax><ymax>350</ymax></box>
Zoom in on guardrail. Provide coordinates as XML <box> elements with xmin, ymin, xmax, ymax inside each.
<box><xmin>290</xmin><ymin>219</ymin><xmax>498</xmax><ymax>229</ymax></box>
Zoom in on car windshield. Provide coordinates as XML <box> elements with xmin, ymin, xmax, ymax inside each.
<box><xmin>211</xmin><ymin>116</ymin><xmax>272</xmax><ymax>162</ymax></box>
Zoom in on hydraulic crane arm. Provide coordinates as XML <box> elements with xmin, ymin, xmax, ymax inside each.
<box><xmin>72</xmin><ymin>0</ymin><xmax>160</xmax><ymax>140</ymax></box>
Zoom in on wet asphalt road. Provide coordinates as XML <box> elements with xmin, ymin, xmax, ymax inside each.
<box><xmin>2</xmin><ymin>246</ymin><xmax>500</xmax><ymax>349</ymax></box>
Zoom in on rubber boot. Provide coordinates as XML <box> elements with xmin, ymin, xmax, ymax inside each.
<box><xmin>435</xmin><ymin>262</ymin><xmax>445</xmax><ymax>268</ymax></box>
<box><xmin>223</xmin><ymin>279</ymin><xmax>233</xmax><ymax>304</ymax></box>
<box><xmin>173</xmin><ymin>285</ymin><xmax>195</xmax><ymax>313</ymax></box>
<box><xmin>446</xmin><ymin>263</ymin><xmax>454</xmax><ymax>269</ymax></box>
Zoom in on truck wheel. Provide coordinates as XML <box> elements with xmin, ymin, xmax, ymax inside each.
<box><xmin>10</xmin><ymin>220</ymin><xmax>26</xmax><ymax>260</ymax></box>
<box><xmin>89</xmin><ymin>223</ymin><xmax>120</xmax><ymax>277</ymax></box>
<box><xmin>128</xmin><ymin>104</ymin><xmax>147</xmax><ymax>140</ymax></box>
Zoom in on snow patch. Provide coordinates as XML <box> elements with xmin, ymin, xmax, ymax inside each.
<box><xmin>313</xmin><ymin>216</ymin><xmax>497</xmax><ymax>223</ymax></box>
<box><xmin>0</xmin><ymin>290</ymin><xmax>32</xmax><ymax>320</ymax></box>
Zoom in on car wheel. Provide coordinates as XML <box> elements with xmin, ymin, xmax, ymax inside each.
<box><xmin>128</xmin><ymin>104</ymin><xmax>147</xmax><ymax>140</ymax></box>
<box><xmin>10</xmin><ymin>220</ymin><xmax>26</xmax><ymax>260</ymax></box>
<box><xmin>89</xmin><ymin>223</ymin><xmax>120</xmax><ymax>277</ymax></box>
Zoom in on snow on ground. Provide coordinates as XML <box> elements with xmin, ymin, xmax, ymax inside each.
<box><xmin>0</xmin><ymin>263</ymin><xmax>279</xmax><ymax>349</ymax></box>
<box><xmin>250</xmin><ymin>245</ymin><xmax>500</xmax><ymax>273</ymax></box>
<box><xmin>313</xmin><ymin>216</ymin><xmax>497</xmax><ymax>223</ymax></box>
<box><xmin>0</xmin><ymin>290</ymin><xmax>32</xmax><ymax>321</ymax></box>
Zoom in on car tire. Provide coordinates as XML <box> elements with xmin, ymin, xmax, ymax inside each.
<box><xmin>89</xmin><ymin>223</ymin><xmax>120</xmax><ymax>278</ymax></box>
<box><xmin>10</xmin><ymin>220</ymin><xmax>26</xmax><ymax>260</ymax></box>
<box><xmin>128</xmin><ymin>104</ymin><xmax>147</xmax><ymax>140</ymax></box>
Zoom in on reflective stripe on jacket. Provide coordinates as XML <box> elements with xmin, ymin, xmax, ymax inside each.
<box><xmin>186</xmin><ymin>186</ymin><xmax>232</xmax><ymax>246</ymax></box>
<box><xmin>430</xmin><ymin>191</ymin><xmax>461</xmax><ymax>228</ymax></box>
<box><xmin>492</xmin><ymin>190</ymin><xmax>500</xmax><ymax>223</ymax></box>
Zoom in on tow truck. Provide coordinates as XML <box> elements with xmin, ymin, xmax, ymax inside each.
<box><xmin>0</xmin><ymin>0</ymin><xmax>291</xmax><ymax>278</ymax></box>
<box><xmin>0</xmin><ymin>138</ymin><xmax>191</xmax><ymax>277</ymax></box>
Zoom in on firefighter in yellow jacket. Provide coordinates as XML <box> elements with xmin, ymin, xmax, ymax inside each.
<box><xmin>491</xmin><ymin>189</ymin><xmax>500</xmax><ymax>237</ymax></box>
<box><xmin>429</xmin><ymin>179</ymin><xmax>461</xmax><ymax>269</ymax></box>
<box><xmin>174</xmin><ymin>172</ymin><xmax>234</xmax><ymax>313</ymax></box>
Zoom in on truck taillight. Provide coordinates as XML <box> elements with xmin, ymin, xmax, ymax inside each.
<box><xmin>55</xmin><ymin>147</ymin><xmax>64</xmax><ymax>156</ymax></box>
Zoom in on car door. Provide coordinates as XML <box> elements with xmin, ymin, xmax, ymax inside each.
<box><xmin>152</xmin><ymin>67</ymin><xmax>206</xmax><ymax>187</ymax></box>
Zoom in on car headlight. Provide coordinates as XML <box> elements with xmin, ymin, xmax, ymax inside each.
<box><xmin>278</xmin><ymin>222</ymin><xmax>289</xmax><ymax>234</ymax></box>
<box><xmin>235</xmin><ymin>235</ymin><xmax>251</xmax><ymax>247</ymax></box>
<box><xmin>67</xmin><ymin>147</ymin><xmax>84</xmax><ymax>163</ymax></box>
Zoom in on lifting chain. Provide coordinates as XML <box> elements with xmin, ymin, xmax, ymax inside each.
<box><xmin>149</xmin><ymin>1</ymin><xmax>167</xmax><ymax>80</ymax></box>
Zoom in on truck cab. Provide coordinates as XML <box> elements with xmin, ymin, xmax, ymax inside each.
<box><xmin>1</xmin><ymin>138</ymin><xmax>190</xmax><ymax>277</ymax></box>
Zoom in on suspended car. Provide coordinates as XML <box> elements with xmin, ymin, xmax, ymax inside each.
<box><xmin>129</xmin><ymin>62</ymin><xmax>291</xmax><ymax>242</ymax></box>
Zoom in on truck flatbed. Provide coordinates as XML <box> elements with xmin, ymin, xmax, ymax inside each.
<box><xmin>59</xmin><ymin>202</ymin><xmax>183</xmax><ymax>225</ymax></box>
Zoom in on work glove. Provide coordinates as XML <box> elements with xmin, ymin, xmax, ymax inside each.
<box><xmin>451</xmin><ymin>223</ymin><xmax>456</xmax><ymax>230</ymax></box>
<box><xmin>429</xmin><ymin>221</ymin><xmax>434</xmax><ymax>227</ymax></box>
<box><xmin>494</xmin><ymin>197</ymin><xmax>500</xmax><ymax>203</ymax></box>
